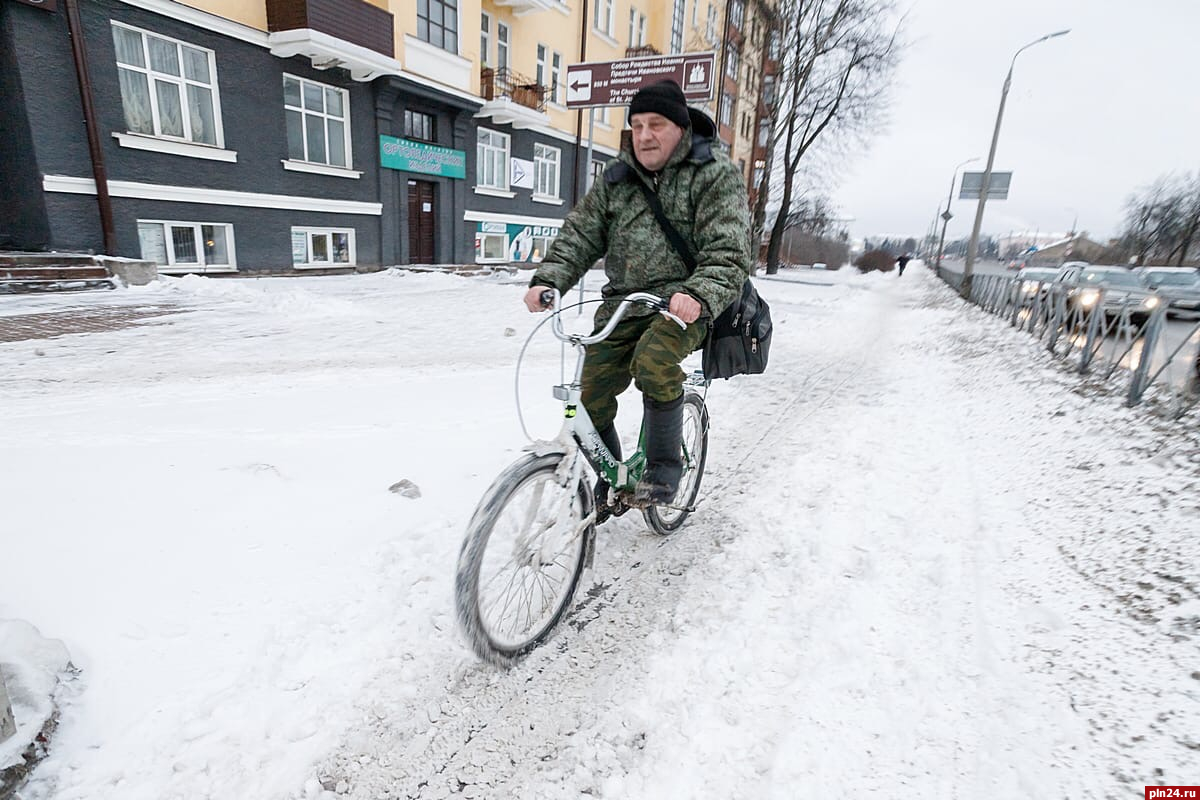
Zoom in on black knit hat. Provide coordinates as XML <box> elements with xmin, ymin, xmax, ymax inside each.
<box><xmin>629</xmin><ymin>80</ymin><xmax>691</xmax><ymax>129</ymax></box>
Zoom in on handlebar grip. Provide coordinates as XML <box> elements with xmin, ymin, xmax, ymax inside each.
<box><xmin>539</xmin><ymin>289</ymin><xmax>555</xmax><ymax>308</ymax></box>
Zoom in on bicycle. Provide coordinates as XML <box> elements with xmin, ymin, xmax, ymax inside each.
<box><xmin>455</xmin><ymin>289</ymin><xmax>711</xmax><ymax>667</ymax></box>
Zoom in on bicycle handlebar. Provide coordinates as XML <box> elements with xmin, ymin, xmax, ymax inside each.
<box><xmin>542</xmin><ymin>288</ymin><xmax>686</xmax><ymax>344</ymax></box>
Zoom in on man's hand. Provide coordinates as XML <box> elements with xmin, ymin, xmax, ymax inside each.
<box><xmin>668</xmin><ymin>292</ymin><xmax>702</xmax><ymax>324</ymax></box>
<box><xmin>524</xmin><ymin>285</ymin><xmax>554</xmax><ymax>312</ymax></box>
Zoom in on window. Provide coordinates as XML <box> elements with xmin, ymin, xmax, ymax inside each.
<box><xmin>291</xmin><ymin>226</ymin><xmax>355</xmax><ymax>266</ymax></box>
<box><xmin>418</xmin><ymin>0</ymin><xmax>458</xmax><ymax>55</ymax></box>
<box><xmin>551</xmin><ymin>51</ymin><xmax>563</xmax><ymax>104</ymax></box>
<box><xmin>478</xmin><ymin>232</ymin><xmax>508</xmax><ymax>262</ymax></box>
<box><xmin>720</xmin><ymin>92</ymin><xmax>733</xmax><ymax>126</ymax></box>
<box><xmin>670</xmin><ymin>0</ymin><xmax>685</xmax><ymax>52</ymax></box>
<box><xmin>628</xmin><ymin>9</ymin><xmax>647</xmax><ymax>47</ymax></box>
<box><xmin>730</xmin><ymin>0</ymin><xmax>743</xmax><ymax>29</ymax></box>
<box><xmin>531</xmin><ymin>232</ymin><xmax>556</xmax><ymax>262</ymax></box>
<box><xmin>497</xmin><ymin>22</ymin><xmax>510</xmax><ymax>69</ymax></box>
<box><xmin>691</xmin><ymin>0</ymin><xmax>698</xmax><ymax>27</ymax></box>
<box><xmin>593</xmin><ymin>0</ymin><xmax>613</xmax><ymax>36</ymax></box>
<box><xmin>752</xmin><ymin>161</ymin><xmax>764</xmax><ymax>188</ymax></box>
<box><xmin>111</xmin><ymin>23</ymin><xmax>222</xmax><ymax>146</ymax></box>
<box><xmin>726</xmin><ymin>43</ymin><xmax>739</xmax><ymax>81</ymax></box>
<box><xmin>284</xmin><ymin>75</ymin><xmax>350</xmax><ymax>167</ymax></box>
<box><xmin>534</xmin><ymin>143</ymin><xmax>560</xmax><ymax>199</ymax></box>
<box><xmin>138</xmin><ymin>220</ymin><xmax>234</xmax><ymax>271</ymax></box>
<box><xmin>706</xmin><ymin>3</ymin><xmax>717</xmax><ymax>42</ymax></box>
<box><xmin>404</xmin><ymin>109</ymin><xmax>436</xmax><ymax>142</ymax></box>
<box><xmin>480</xmin><ymin>12</ymin><xmax>491</xmax><ymax>65</ymax></box>
<box><xmin>758</xmin><ymin>117</ymin><xmax>771</xmax><ymax>147</ymax></box>
<box><xmin>594</xmin><ymin>106</ymin><xmax>610</xmax><ymax>126</ymax></box>
<box><xmin>537</xmin><ymin>46</ymin><xmax>563</xmax><ymax>104</ymax></box>
<box><xmin>763</xmin><ymin>74</ymin><xmax>775</xmax><ymax>104</ymax></box>
<box><xmin>738</xmin><ymin>158</ymin><xmax>746</xmax><ymax>177</ymax></box>
<box><xmin>769</xmin><ymin>30</ymin><xmax>781</xmax><ymax>60</ymax></box>
<box><xmin>476</xmin><ymin>127</ymin><xmax>510</xmax><ymax>190</ymax></box>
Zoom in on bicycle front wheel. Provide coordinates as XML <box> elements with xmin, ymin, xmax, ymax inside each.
<box><xmin>455</xmin><ymin>453</ymin><xmax>593</xmax><ymax>667</ymax></box>
<box><xmin>644</xmin><ymin>392</ymin><xmax>709</xmax><ymax>535</ymax></box>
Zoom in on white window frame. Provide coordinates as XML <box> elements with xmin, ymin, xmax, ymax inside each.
<box><xmin>534</xmin><ymin>143</ymin><xmax>561</xmax><ymax>201</ymax></box>
<box><xmin>476</xmin><ymin>127</ymin><xmax>510</xmax><ymax>191</ymax></box>
<box><xmin>758</xmin><ymin>117</ymin><xmax>771</xmax><ymax>147</ymax></box>
<box><xmin>706</xmin><ymin>3</ymin><xmax>717</xmax><ymax>43</ymax></box>
<box><xmin>726</xmin><ymin>43</ymin><xmax>740</xmax><ymax>81</ymax></box>
<box><xmin>283</xmin><ymin>73</ymin><xmax>352</xmax><ymax>169</ymax></box>
<box><xmin>137</xmin><ymin>219</ymin><xmax>236</xmax><ymax>273</ymax></box>
<box><xmin>537</xmin><ymin>44</ymin><xmax>548</xmax><ymax>89</ymax></box>
<box><xmin>670</xmin><ymin>0</ymin><xmax>685</xmax><ymax>52</ymax></box>
<box><xmin>550</xmin><ymin>51</ymin><xmax>563</xmax><ymax>105</ymax></box>
<box><xmin>720</xmin><ymin>92</ymin><xmax>733</xmax><ymax>126</ymax></box>
<box><xmin>497</xmin><ymin>22</ymin><xmax>510</xmax><ymax>70</ymax></box>
<box><xmin>531</xmin><ymin>233</ymin><xmax>556</xmax><ymax>262</ymax></box>
<box><xmin>111</xmin><ymin>22</ymin><xmax>225</xmax><ymax>148</ymax></box>
<box><xmin>477</xmin><ymin>232</ymin><xmax>509</xmax><ymax>263</ymax></box>
<box><xmin>480</xmin><ymin>11</ymin><xmax>491</xmax><ymax>66</ymax></box>
<box><xmin>291</xmin><ymin>226</ymin><xmax>357</xmax><ymax>268</ymax></box>
<box><xmin>593</xmin><ymin>0</ymin><xmax>614</xmax><ymax>37</ymax></box>
<box><xmin>691</xmin><ymin>0</ymin><xmax>698</xmax><ymax>27</ymax></box>
<box><xmin>628</xmin><ymin>7</ymin><xmax>637</xmax><ymax>46</ymax></box>
<box><xmin>730</xmin><ymin>0</ymin><xmax>744</xmax><ymax>29</ymax></box>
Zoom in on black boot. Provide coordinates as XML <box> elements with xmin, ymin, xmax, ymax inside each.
<box><xmin>635</xmin><ymin>393</ymin><xmax>683</xmax><ymax>505</ymax></box>
<box><xmin>594</xmin><ymin>423</ymin><xmax>623</xmax><ymax>523</ymax></box>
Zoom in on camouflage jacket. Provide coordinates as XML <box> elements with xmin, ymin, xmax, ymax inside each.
<box><xmin>530</xmin><ymin>109</ymin><xmax>752</xmax><ymax>324</ymax></box>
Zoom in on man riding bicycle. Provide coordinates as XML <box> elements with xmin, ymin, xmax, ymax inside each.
<box><xmin>523</xmin><ymin>79</ymin><xmax>751</xmax><ymax>514</ymax></box>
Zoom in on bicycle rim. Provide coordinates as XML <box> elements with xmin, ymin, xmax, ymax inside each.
<box><xmin>456</xmin><ymin>453</ymin><xmax>591</xmax><ymax>666</ymax></box>
<box><xmin>644</xmin><ymin>393</ymin><xmax>709</xmax><ymax>535</ymax></box>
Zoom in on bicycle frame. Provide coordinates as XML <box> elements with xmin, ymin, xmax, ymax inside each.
<box><xmin>543</xmin><ymin>289</ymin><xmax>686</xmax><ymax>495</ymax></box>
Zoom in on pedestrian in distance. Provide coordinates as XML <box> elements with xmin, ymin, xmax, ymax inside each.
<box><xmin>896</xmin><ymin>252</ymin><xmax>912</xmax><ymax>276</ymax></box>
<box><xmin>523</xmin><ymin>79</ymin><xmax>752</xmax><ymax>512</ymax></box>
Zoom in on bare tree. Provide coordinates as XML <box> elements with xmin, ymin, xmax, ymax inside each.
<box><xmin>761</xmin><ymin>0</ymin><xmax>902</xmax><ymax>274</ymax></box>
<box><xmin>1118</xmin><ymin>173</ymin><xmax>1200</xmax><ymax>266</ymax></box>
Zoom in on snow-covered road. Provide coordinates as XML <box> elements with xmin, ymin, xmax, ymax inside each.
<box><xmin>2</xmin><ymin>265</ymin><xmax>1196</xmax><ymax>799</ymax></box>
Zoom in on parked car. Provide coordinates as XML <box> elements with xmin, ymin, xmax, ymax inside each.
<box><xmin>1134</xmin><ymin>266</ymin><xmax>1200</xmax><ymax>319</ymax></box>
<box><xmin>1052</xmin><ymin>265</ymin><xmax>1161</xmax><ymax>326</ymax></box>
<box><xmin>1012</xmin><ymin>267</ymin><xmax>1059</xmax><ymax>303</ymax></box>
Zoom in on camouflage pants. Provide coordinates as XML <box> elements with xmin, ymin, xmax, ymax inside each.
<box><xmin>581</xmin><ymin>312</ymin><xmax>708</xmax><ymax>430</ymax></box>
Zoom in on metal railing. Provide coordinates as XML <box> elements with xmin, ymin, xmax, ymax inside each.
<box><xmin>480</xmin><ymin>67</ymin><xmax>547</xmax><ymax>112</ymax></box>
<box><xmin>936</xmin><ymin>266</ymin><xmax>1200</xmax><ymax>415</ymax></box>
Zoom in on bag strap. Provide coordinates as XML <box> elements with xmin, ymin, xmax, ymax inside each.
<box><xmin>634</xmin><ymin>177</ymin><xmax>697</xmax><ymax>273</ymax></box>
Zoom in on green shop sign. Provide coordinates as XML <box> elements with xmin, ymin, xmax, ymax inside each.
<box><xmin>379</xmin><ymin>135</ymin><xmax>466</xmax><ymax>179</ymax></box>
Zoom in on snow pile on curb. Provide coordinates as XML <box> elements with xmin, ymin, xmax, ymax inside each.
<box><xmin>0</xmin><ymin>620</ymin><xmax>72</xmax><ymax>776</ymax></box>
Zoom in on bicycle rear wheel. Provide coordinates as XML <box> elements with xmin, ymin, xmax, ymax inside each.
<box><xmin>455</xmin><ymin>452</ymin><xmax>593</xmax><ymax>667</ymax></box>
<box><xmin>644</xmin><ymin>392</ymin><xmax>709</xmax><ymax>535</ymax></box>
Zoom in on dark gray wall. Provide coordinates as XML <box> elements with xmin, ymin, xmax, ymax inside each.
<box><xmin>0</xmin><ymin>2</ymin><xmax>57</xmax><ymax>250</ymax></box>
<box><xmin>9</xmin><ymin>0</ymin><xmax>382</xmax><ymax>268</ymax></box>
<box><xmin>465</xmin><ymin>122</ymin><xmax>583</xmax><ymax>220</ymax></box>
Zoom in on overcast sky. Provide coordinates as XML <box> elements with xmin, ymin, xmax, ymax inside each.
<box><xmin>830</xmin><ymin>0</ymin><xmax>1199</xmax><ymax>244</ymax></box>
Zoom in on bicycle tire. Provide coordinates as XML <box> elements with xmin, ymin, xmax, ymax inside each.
<box><xmin>644</xmin><ymin>392</ymin><xmax>709</xmax><ymax>535</ymax></box>
<box><xmin>455</xmin><ymin>452</ymin><xmax>593</xmax><ymax>667</ymax></box>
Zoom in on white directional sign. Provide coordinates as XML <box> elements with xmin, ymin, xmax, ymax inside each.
<box><xmin>565</xmin><ymin>52</ymin><xmax>717</xmax><ymax>109</ymax></box>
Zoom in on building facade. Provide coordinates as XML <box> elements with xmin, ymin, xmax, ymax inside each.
<box><xmin>0</xmin><ymin>0</ymin><xmax>768</xmax><ymax>273</ymax></box>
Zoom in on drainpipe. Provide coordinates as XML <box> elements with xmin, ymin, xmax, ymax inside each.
<box><xmin>64</xmin><ymin>0</ymin><xmax>116</xmax><ymax>255</ymax></box>
<box><xmin>571</xmin><ymin>0</ymin><xmax>589</xmax><ymax>205</ymax></box>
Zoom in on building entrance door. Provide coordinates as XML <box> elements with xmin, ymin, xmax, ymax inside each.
<box><xmin>407</xmin><ymin>180</ymin><xmax>436</xmax><ymax>264</ymax></box>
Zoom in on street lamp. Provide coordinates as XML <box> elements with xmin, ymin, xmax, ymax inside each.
<box><xmin>961</xmin><ymin>29</ymin><xmax>1070</xmax><ymax>297</ymax></box>
<box><xmin>935</xmin><ymin>156</ymin><xmax>980</xmax><ymax>269</ymax></box>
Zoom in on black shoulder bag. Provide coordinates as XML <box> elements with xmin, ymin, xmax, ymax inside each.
<box><xmin>634</xmin><ymin>179</ymin><xmax>772</xmax><ymax>380</ymax></box>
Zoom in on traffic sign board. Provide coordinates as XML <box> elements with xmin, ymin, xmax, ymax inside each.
<box><xmin>565</xmin><ymin>52</ymin><xmax>716</xmax><ymax>109</ymax></box>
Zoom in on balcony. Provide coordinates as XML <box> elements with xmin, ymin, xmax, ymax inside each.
<box><xmin>476</xmin><ymin>67</ymin><xmax>550</xmax><ymax>129</ymax></box>
<box><xmin>266</xmin><ymin>0</ymin><xmax>402</xmax><ymax>81</ymax></box>
<box><xmin>492</xmin><ymin>0</ymin><xmax>560</xmax><ymax>16</ymax></box>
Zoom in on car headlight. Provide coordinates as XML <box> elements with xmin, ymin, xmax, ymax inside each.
<box><xmin>1079</xmin><ymin>290</ymin><xmax>1100</xmax><ymax>308</ymax></box>
<box><xmin>1142</xmin><ymin>296</ymin><xmax>1160</xmax><ymax>309</ymax></box>
<box><xmin>1022</xmin><ymin>283</ymin><xmax>1038</xmax><ymax>294</ymax></box>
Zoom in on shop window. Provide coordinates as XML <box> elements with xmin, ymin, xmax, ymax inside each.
<box><xmin>291</xmin><ymin>227</ymin><xmax>355</xmax><ymax>267</ymax></box>
<box><xmin>478</xmin><ymin>232</ymin><xmax>508</xmax><ymax>262</ymax></box>
<box><xmin>138</xmin><ymin>220</ymin><xmax>234</xmax><ymax>272</ymax></box>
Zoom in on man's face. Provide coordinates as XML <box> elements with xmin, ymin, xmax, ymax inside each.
<box><xmin>630</xmin><ymin>112</ymin><xmax>684</xmax><ymax>173</ymax></box>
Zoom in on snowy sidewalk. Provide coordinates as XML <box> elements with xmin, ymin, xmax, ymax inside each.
<box><xmin>1</xmin><ymin>266</ymin><xmax>1197</xmax><ymax>799</ymax></box>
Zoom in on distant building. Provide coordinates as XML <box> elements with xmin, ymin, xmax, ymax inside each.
<box><xmin>1026</xmin><ymin>234</ymin><xmax>1108</xmax><ymax>267</ymax></box>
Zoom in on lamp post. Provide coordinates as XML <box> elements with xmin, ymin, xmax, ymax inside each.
<box><xmin>961</xmin><ymin>29</ymin><xmax>1070</xmax><ymax>298</ymax></box>
<box><xmin>935</xmin><ymin>156</ymin><xmax>980</xmax><ymax>270</ymax></box>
